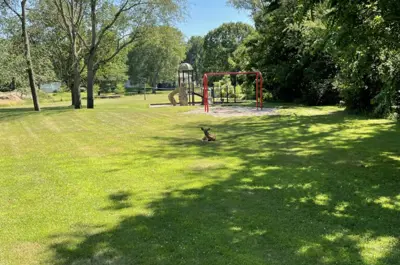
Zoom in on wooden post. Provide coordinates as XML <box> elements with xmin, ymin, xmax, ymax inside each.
<box><xmin>191</xmin><ymin>70</ymin><xmax>195</xmax><ymax>105</ymax></box>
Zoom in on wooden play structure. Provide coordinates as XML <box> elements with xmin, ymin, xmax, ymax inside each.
<box><xmin>168</xmin><ymin>63</ymin><xmax>203</xmax><ymax>106</ymax></box>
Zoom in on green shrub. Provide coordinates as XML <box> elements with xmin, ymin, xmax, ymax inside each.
<box><xmin>114</xmin><ymin>83</ymin><xmax>125</xmax><ymax>94</ymax></box>
<box><xmin>16</xmin><ymin>87</ymin><xmax>29</xmax><ymax>98</ymax></box>
<box><xmin>125</xmin><ymin>87</ymin><xmax>144</xmax><ymax>93</ymax></box>
<box><xmin>38</xmin><ymin>89</ymin><xmax>53</xmax><ymax>100</ymax></box>
<box><xmin>100</xmin><ymin>81</ymin><xmax>116</xmax><ymax>93</ymax></box>
<box><xmin>58</xmin><ymin>85</ymin><xmax>69</xmax><ymax>93</ymax></box>
<box><xmin>94</xmin><ymin>84</ymin><xmax>100</xmax><ymax>94</ymax></box>
<box><xmin>263</xmin><ymin>90</ymin><xmax>273</xmax><ymax>101</ymax></box>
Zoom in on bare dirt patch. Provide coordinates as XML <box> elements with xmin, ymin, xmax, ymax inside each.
<box><xmin>0</xmin><ymin>92</ymin><xmax>24</xmax><ymax>105</ymax></box>
<box><xmin>185</xmin><ymin>106</ymin><xmax>279</xmax><ymax>118</ymax></box>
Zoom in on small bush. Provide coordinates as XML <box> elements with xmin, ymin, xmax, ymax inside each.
<box><xmin>125</xmin><ymin>87</ymin><xmax>143</xmax><ymax>93</ymax></box>
<box><xmin>241</xmin><ymin>80</ymin><xmax>256</xmax><ymax>100</ymax></box>
<box><xmin>58</xmin><ymin>85</ymin><xmax>69</xmax><ymax>93</ymax></box>
<box><xmin>263</xmin><ymin>90</ymin><xmax>273</xmax><ymax>101</ymax></box>
<box><xmin>388</xmin><ymin>112</ymin><xmax>399</xmax><ymax>121</ymax></box>
<box><xmin>38</xmin><ymin>89</ymin><xmax>53</xmax><ymax>100</ymax></box>
<box><xmin>100</xmin><ymin>81</ymin><xmax>116</xmax><ymax>93</ymax></box>
<box><xmin>114</xmin><ymin>83</ymin><xmax>125</xmax><ymax>94</ymax></box>
<box><xmin>94</xmin><ymin>84</ymin><xmax>100</xmax><ymax>94</ymax></box>
<box><xmin>302</xmin><ymin>79</ymin><xmax>339</xmax><ymax>106</ymax></box>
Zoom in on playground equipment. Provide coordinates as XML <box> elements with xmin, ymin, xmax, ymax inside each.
<box><xmin>169</xmin><ymin>63</ymin><xmax>203</xmax><ymax>106</ymax></box>
<box><xmin>209</xmin><ymin>75</ymin><xmax>243</xmax><ymax>104</ymax></box>
<box><xmin>167</xmin><ymin>65</ymin><xmax>263</xmax><ymax>110</ymax></box>
<box><xmin>203</xmin><ymin>71</ymin><xmax>263</xmax><ymax>113</ymax></box>
<box><xmin>168</xmin><ymin>84</ymin><xmax>188</xmax><ymax>106</ymax></box>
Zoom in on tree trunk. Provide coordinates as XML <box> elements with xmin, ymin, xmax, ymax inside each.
<box><xmin>72</xmin><ymin>58</ymin><xmax>81</xmax><ymax>109</ymax></box>
<box><xmin>67</xmin><ymin>59</ymin><xmax>76</xmax><ymax>106</ymax></box>
<box><xmin>64</xmin><ymin>0</ymin><xmax>81</xmax><ymax>109</ymax></box>
<box><xmin>71</xmin><ymin>89</ymin><xmax>74</xmax><ymax>106</ymax></box>
<box><xmin>87</xmin><ymin>54</ymin><xmax>95</xmax><ymax>109</ymax></box>
<box><xmin>10</xmin><ymin>77</ymin><xmax>16</xmax><ymax>91</ymax></box>
<box><xmin>21</xmin><ymin>0</ymin><xmax>40</xmax><ymax>111</ymax></box>
<box><xmin>87</xmin><ymin>0</ymin><xmax>97</xmax><ymax>109</ymax></box>
<box><xmin>68</xmin><ymin>80</ymin><xmax>75</xmax><ymax>106</ymax></box>
<box><xmin>71</xmin><ymin>36</ymin><xmax>81</xmax><ymax>108</ymax></box>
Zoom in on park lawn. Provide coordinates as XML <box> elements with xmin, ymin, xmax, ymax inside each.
<box><xmin>0</xmin><ymin>93</ymin><xmax>399</xmax><ymax>265</ymax></box>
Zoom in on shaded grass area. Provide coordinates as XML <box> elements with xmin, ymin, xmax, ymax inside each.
<box><xmin>0</xmin><ymin>106</ymin><xmax>74</xmax><ymax>122</ymax></box>
<box><xmin>0</xmin><ymin>95</ymin><xmax>399</xmax><ymax>265</ymax></box>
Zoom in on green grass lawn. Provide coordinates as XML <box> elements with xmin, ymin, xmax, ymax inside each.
<box><xmin>0</xmin><ymin>93</ymin><xmax>399</xmax><ymax>265</ymax></box>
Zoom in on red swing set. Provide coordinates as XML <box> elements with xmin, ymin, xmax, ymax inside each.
<box><xmin>202</xmin><ymin>71</ymin><xmax>263</xmax><ymax>113</ymax></box>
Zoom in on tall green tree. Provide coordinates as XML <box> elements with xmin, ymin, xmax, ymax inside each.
<box><xmin>229</xmin><ymin>0</ymin><xmax>400</xmax><ymax>115</ymax></box>
<box><xmin>203</xmin><ymin>22</ymin><xmax>254</xmax><ymax>73</ymax></box>
<box><xmin>127</xmin><ymin>26</ymin><xmax>186</xmax><ymax>87</ymax></box>
<box><xmin>230</xmin><ymin>0</ymin><xmax>338</xmax><ymax>104</ymax></box>
<box><xmin>184</xmin><ymin>36</ymin><xmax>204</xmax><ymax>84</ymax></box>
<box><xmin>52</xmin><ymin>0</ymin><xmax>86</xmax><ymax>109</ymax></box>
<box><xmin>1</xmin><ymin>0</ymin><xmax>40</xmax><ymax>111</ymax></box>
<box><xmin>227</xmin><ymin>0</ymin><xmax>266</xmax><ymax>16</ymax></box>
<box><xmin>301</xmin><ymin>0</ymin><xmax>400</xmax><ymax>115</ymax></box>
<box><xmin>95</xmin><ymin>50</ymin><xmax>128</xmax><ymax>87</ymax></box>
<box><xmin>32</xmin><ymin>0</ymin><xmax>81</xmax><ymax>106</ymax></box>
<box><xmin>0</xmin><ymin>38</ymin><xmax>25</xmax><ymax>91</ymax></box>
<box><xmin>85</xmin><ymin>0</ymin><xmax>185</xmax><ymax>109</ymax></box>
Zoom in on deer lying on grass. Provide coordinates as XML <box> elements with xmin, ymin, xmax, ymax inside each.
<box><xmin>201</xmin><ymin>127</ymin><xmax>216</xmax><ymax>142</ymax></box>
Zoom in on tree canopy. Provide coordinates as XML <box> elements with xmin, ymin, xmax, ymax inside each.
<box><xmin>203</xmin><ymin>22</ymin><xmax>254</xmax><ymax>73</ymax></box>
<box><xmin>184</xmin><ymin>36</ymin><xmax>205</xmax><ymax>84</ymax></box>
<box><xmin>127</xmin><ymin>26</ymin><xmax>186</xmax><ymax>87</ymax></box>
<box><xmin>0</xmin><ymin>0</ymin><xmax>187</xmax><ymax>109</ymax></box>
<box><xmin>227</xmin><ymin>0</ymin><xmax>400</xmax><ymax>117</ymax></box>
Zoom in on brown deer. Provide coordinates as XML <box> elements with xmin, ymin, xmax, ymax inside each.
<box><xmin>201</xmin><ymin>127</ymin><xmax>216</xmax><ymax>142</ymax></box>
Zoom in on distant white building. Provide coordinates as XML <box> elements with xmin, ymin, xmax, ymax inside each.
<box><xmin>40</xmin><ymin>82</ymin><xmax>62</xmax><ymax>93</ymax></box>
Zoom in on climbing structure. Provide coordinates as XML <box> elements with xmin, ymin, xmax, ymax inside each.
<box><xmin>169</xmin><ymin>63</ymin><xmax>196</xmax><ymax>106</ymax></box>
<box><xmin>202</xmin><ymin>72</ymin><xmax>263</xmax><ymax>113</ymax></box>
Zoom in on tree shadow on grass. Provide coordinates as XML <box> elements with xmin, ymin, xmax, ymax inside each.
<box><xmin>0</xmin><ymin>105</ymin><xmax>73</xmax><ymax>122</ymax></box>
<box><xmin>102</xmin><ymin>191</ymin><xmax>133</xmax><ymax>211</ymax></box>
<box><xmin>49</xmin><ymin>112</ymin><xmax>400</xmax><ymax>265</ymax></box>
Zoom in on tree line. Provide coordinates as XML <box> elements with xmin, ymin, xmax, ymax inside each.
<box><xmin>0</xmin><ymin>0</ymin><xmax>184</xmax><ymax>110</ymax></box>
<box><xmin>229</xmin><ymin>0</ymin><xmax>400</xmax><ymax>117</ymax></box>
<box><xmin>2</xmin><ymin>0</ymin><xmax>399</xmax><ymax>117</ymax></box>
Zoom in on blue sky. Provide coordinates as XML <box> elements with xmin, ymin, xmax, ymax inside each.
<box><xmin>176</xmin><ymin>0</ymin><xmax>254</xmax><ymax>39</ymax></box>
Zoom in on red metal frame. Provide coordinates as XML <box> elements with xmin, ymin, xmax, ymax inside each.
<box><xmin>203</xmin><ymin>72</ymin><xmax>263</xmax><ymax>113</ymax></box>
